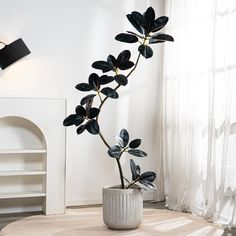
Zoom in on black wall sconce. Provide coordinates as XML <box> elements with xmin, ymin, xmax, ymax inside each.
<box><xmin>0</xmin><ymin>38</ymin><xmax>31</xmax><ymax>70</ymax></box>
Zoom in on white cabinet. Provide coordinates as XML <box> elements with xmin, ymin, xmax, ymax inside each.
<box><xmin>0</xmin><ymin>98</ymin><xmax>66</xmax><ymax>215</ymax></box>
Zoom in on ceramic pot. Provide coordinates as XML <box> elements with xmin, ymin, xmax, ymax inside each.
<box><xmin>102</xmin><ymin>185</ymin><xmax>143</xmax><ymax>230</ymax></box>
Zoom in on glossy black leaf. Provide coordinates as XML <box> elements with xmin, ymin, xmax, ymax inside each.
<box><xmin>75</xmin><ymin>83</ymin><xmax>93</xmax><ymax>92</ymax></box>
<box><xmin>138</xmin><ymin>45</ymin><xmax>153</xmax><ymax>59</ymax></box>
<box><xmin>85</xmin><ymin>119</ymin><xmax>99</xmax><ymax>135</ymax></box>
<box><xmin>152</xmin><ymin>33</ymin><xmax>174</xmax><ymax>42</ymax></box>
<box><xmin>144</xmin><ymin>7</ymin><xmax>155</xmax><ymax>29</ymax></box>
<box><xmin>130</xmin><ymin>159</ymin><xmax>141</xmax><ymax>181</ymax></box>
<box><xmin>88</xmin><ymin>73</ymin><xmax>100</xmax><ymax>91</ymax></box>
<box><xmin>119</xmin><ymin>129</ymin><xmax>129</xmax><ymax>147</ymax></box>
<box><xmin>139</xmin><ymin>180</ymin><xmax>157</xmax><ymax>189</ymax></box>
<box><xmin>92</xmin><ymin>61</ymin><xmax>113</xmax><ymax>73</ymax></box>
<box><xmin>87</xmin><ymin>108</ymin><xmax>100</xmax><ymax>119</ymax></box>
<box><xmin>149</xmin><ymin>38</ymin><xmax>165</xmax><ymax>44</ymax></box>
<box><xmin>98</xmin><ymin>75</ymin><xmax>114</xmax><ymax>85</ymax></box>
<box><xmin>132</xmin><ymin>11</ymin><xmax>145</xmax><ymax>28</ymax></box>
<box><xmin>129</xmin><ymin>139</ymin><xmax>141</xmax><ymax>149</ymax></box>
<box><xmin>75</xmin><ymin>105</ymin><xmax>86</xmax><ymax>117</ymax></box>
<box><xmin>127</xmin><ymin>14</ymin><xmax>144</xmax><ymax>34</ymax></box>
<box><xmin>107</xmin><ymin>55</ymin><xmax>117</xmax><ymax>68</ymax></box>
<box><xmin>117</xmin><ymin>50</ymin><xmax>131</xmax><ymax>65</ymax></box>
<box><xmin>100</xmin><ymin>87</ymin><xmax>119</xmax><ymax>99</ymax></box>
<box><xmin>108</xmin><ymin>145</ymin><xmax>122</xmax><ymax>158</ymax></box>
<box><xmin>128</xmin><ymin>149</ymin><xmax>147</xmax><ymax>157</ymax></box>
<box><xmin>63</xmin><ymin>114</ymin><xmax>77</xmax><ymax>126</ymax></box>
<box><xmin>80</xmin><ymin>94</ymin><xmax>96</xmax><ymax>106</ymax></box>
<box><xmin>77</xmin><ymin>125</ymin><xmax>86</xmax><ymax>135</ymax></box>
<box><xmin>85</xmin><ymin>99</ymin><xmax>93</xmax><ymax>113</ymax></box>
<box><xmin>150</xmin><ymin>16</ymin><xmax>168</xmax><ymax>32</ymax></box>
<box><xmin>140</xmin><ymin>171</ymin><xmax>156</xmax><ymax>182</ymax></box>
<box><xmin>114</xmin><ymin>74</ymin><xmax>128</xmax><ymax>86</ymax></box>
<box><xmin>119</xmin><ymin>61</ymin><xmax>134</xmax><ymax>70</ymax></box>
<box><xmin>74</xmin><ymin>115</ymin><xmax>84</xmax><ymax>126</ymax></box>
<box><xmin>115</xmin><ymin>33</ymin><xmax>138</xmax><ymax>43</ymax></box>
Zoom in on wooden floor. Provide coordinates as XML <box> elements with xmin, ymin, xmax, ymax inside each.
<box><xmin>0</xmin><ymin>202</ymin><xmax>234</xmax><ymax>235</ymax></box>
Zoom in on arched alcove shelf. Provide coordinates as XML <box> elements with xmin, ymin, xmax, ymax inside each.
<box><xmin>0</xmin><ymin>97</ymin><xmax>66</xmax><ymax>215</ymax></box>
<box><xmin>0</xmin><ymin>116</ymin><xmax>47</xmax><ymax>213</ymax></box>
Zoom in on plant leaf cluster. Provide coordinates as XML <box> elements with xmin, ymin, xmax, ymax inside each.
<box><xmin>129</xmin><ymin>159</ymin><xmax>156</xmax><ymax>189</ymax></box>
<box><xmin>115</xmin><ymin>7</ymin><xmax>174</xmax><ymax>58</ymax></box>
<box><xmin>108</xmin><ymin>129</ymin><xmax>147</xmax><ymax>158</ymax></box>
<box><xmin>63</xmin><ymin>6</ymin><xmax>173</xmax><ymax>190</ymax></box>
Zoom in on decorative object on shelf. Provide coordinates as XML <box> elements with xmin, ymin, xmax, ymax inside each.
<box><xmin>0</xmin><ymin>38</ymin><xmax>30</xmax><ymax>70</ymax></box>
<box><xmin>63</xmin><ymin>7</ymin><xmax>173</xmax><ymax>229</ymax></box>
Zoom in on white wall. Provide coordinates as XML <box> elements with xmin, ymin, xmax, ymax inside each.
<box><xmin>0</xmin><ymin>0</ymin><xmax>164</xmax><ymax>206</ymax></box>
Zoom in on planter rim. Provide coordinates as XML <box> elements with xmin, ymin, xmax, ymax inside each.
<box><xmin>103</xmin><ymin>184</ymin><xmax>142</xmax><ymax>192</ymax></box>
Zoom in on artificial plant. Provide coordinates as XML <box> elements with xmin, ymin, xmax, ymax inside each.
<box><xmin>63</xmin><ymin>7</ymin><xmax>173</xmax><ymax>190</ymax></box>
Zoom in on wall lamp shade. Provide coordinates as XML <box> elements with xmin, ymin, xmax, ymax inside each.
<box><xmin>0</xmin><ymin>38</ymin><xmax>31</xmax><ymax>70</ymax></box>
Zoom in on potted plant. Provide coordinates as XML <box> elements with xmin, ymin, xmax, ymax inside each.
<box><xmin>63</xmin><ymin>6</ymin><xmax>173</xmax><ymax>230</ymax></box>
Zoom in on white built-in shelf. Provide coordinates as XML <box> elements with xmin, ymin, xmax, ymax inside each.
<box><xmin>0</xmin><ymin>192</ymin><xmax>46</xmax><ymax>199</ymax></box>
<box><xmin>0</xmin><ymin>149</ymin><xmax>47</xmax><ymax>154</ymax></box>
<box><xmin>0</xmin><ymin>170</ymin><xmax>46</xmax><ymax>176</ymax></box>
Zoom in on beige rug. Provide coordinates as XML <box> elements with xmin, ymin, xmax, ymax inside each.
<box><xmin>0</xmin><ymin>207</ymin><xmax>224</xmax><ymax>236</ymax></box>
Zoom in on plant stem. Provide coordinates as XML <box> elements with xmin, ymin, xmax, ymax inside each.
<box><xmin>116</xmin><ymin>158</ymin><xmax>125</xmax><ymax>189</ymax></box>
<box><xmin>127</xmin><ymin>52</ymin><xmax>141</xmax><ymax>79</ymax></box>
<box><xmin>127</xmin><ymin>177</ymin><xmax>140</xmax><ymax>189</ymax></box>
<box><xmin>95</xmin><ymin>51</ymin><xmax>143</xmax><ymax>189</ymax></box>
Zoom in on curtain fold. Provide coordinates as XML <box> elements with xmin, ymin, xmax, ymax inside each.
<box><xmin>161</xmin><ymin>0</ymin><xmax>236</xmax><ymax>225</ymax></box>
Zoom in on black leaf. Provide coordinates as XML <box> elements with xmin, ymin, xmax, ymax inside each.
<box><xmin>129</xmin><ymin>139</ymin><xmax>141</xmax><ymax>149</ymax></box>
<box><xmin>75</xmin><ymin>105</ymin><xmax>86</xmax><ymax>117</ymax></box>
<box><xmin>74</xmin><ymin>115</ymin><xmax>84</xmax><ymax>126</ymax></box>
<box><xmin>80</xmin><ymin>94</ymin><xmax>96</xmax><ymax>106</ymax></box>
<box><xmin>75</xmin><ymin>83</ymin><xmax>93</xmax><ymax>92</ymax></box>
<box><xmin>144</xmin><ymin>7</ymin><xmax>155</xmax><ymax>27</ymax></box>
<box><xmin>152</xmin><ymin>33</ymin><xmax>174</xmax><ymax>42</ymax></box>
<box><xmin>139</xmin><ymin>180</ymin><xmax>157</xmax><ymax>189</ymax></box>
<box><xmin>119</xmin><ymin>61</ymin><xmax>134</xmax><ymax>70</ymax></box>
<box><xmin>131</xmin><ymin>11</ymin><xmax>145</xmax><ymax>29</ymax></box>
<box><xmin>98</xmin><ymin>75</ymin><xmax>114</xmax><ymax>85</ymax></box>
<box><xmin>114</xmin><ymin>74</ymin><xmax>128</xmax><ymax>86</ymax></box>
<box><xmin>138</xmin><ymin>45</ymin><xmax>153</xmax><ymax>59</ymax></box>
<box><xmin>149</xmin><ymin>38</ymin><xmax>165</xmax><ymax>44</ymax></box>
<box><xmin>108</xmin><ymin>145</ymin><xmax>122</xmax><ymax>158</ymax></box>
<box><xmin>77</xmin><ymin>125</ymin><xmax>86</xmax><ymax>135</ymax></box>
<box><xmin>127</xmin><ymin>14</ymin><xmax>144</xmax><ymax>34</ymax></box>
<box><xmin>85</xmin><ymin>119</ymin><xmax>100</xmax><ymax>135</ymax></box>
<box><xmin>85</xmin><ymin>99</ymin><xmax>93</xmax><ymax>113</ymax></box>
<box><xmin>107</xmin><ymin>55</ymin><xmax>117</xmax><ymax>68</ymax></box>
<box><xmin>150</xmin><ymin>16</ymin><xmax>168</xmax><ymax>33</ymax></box>
<box><xmin>128</xmin><ymin>149</ymin><xmax>147</xmax><ymax>157</ymax></box>
<box><xmin>87</xmin><ymin>108</ymin><xmax>100</xmax><ymax>119</ymax></box>
<box><xmin>92</xmin><ymin>61</ymin><xmax>113</xmax><ymax>73</ymax></box>
<box><xmin>119</xmin><ymin>129</ymin><xmax>129</xmax><ymax>147</ymax></box>
<box><xmin>100</xmin><ymin>87</ymin><xmax>119</xmax><ymax>99</ymax></box>
<box><xmin>63</xmin><ymin>114</ymin><xmax>77</xmax><ymax>126</ymax></box>
<box><xmin>88</xmin><ymin>73</ymin><xmax>100</xmax><ymax>91</ymax></box>
<box><xmin>115</xmin><ymin>33</ymin><xmax>138</xmax><ymax>43</ymax></box>
<box><xmin>130</xmin><ymin>159</ymin><xmax>141</xmax><ymax>181</ymax></box>
<box><xmin>117</xmin><ymin>50</ymin><xmax>131</xmax><ymax>65</ymax></box>
<box><xmin>140</xmin><ymin>171</ymin><xmax>156</xmax><ymax>182</ymax></box>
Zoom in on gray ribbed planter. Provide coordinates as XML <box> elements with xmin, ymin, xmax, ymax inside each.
<box><xmin>102</xmin><ymin>185</ymin><xmax>143</xmax><ymax>230</ymax></box>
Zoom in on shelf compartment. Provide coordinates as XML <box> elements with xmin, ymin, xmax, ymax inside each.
<box><xmin>0</xmin><ymin>149</ymin><xmax>47</xmax><ymax>154</ymax></box>
<box><xmin>0</xmin><ymin>192</ymin><xmax>46</xmax><ymax>199</ymax></box>
<box><xmin>0</xmin><ymin>171</ymin><xmax>46</xmax><ymax>176</ymax></box>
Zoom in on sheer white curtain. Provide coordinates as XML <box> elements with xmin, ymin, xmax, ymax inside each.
<box><xmin>162</xmin><ymin>0</ymin><xmax>236</xmax><ymax>225</ymax></box>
